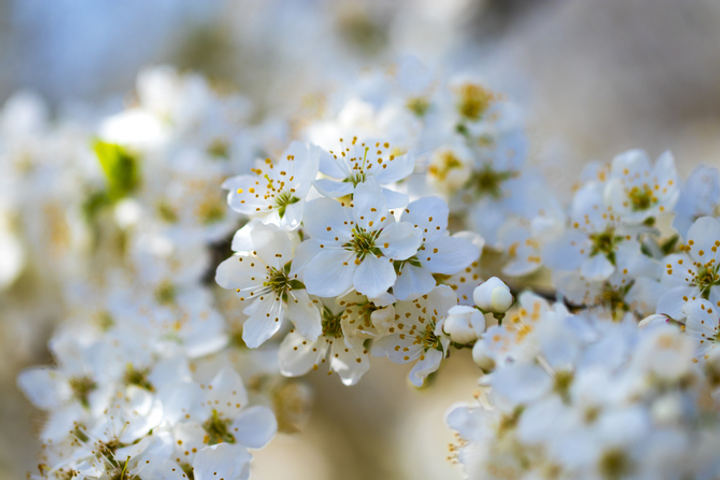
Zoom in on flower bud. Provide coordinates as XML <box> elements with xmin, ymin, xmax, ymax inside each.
<box><xmin>443</xmin><ymin>306</ymin><xmax>485</xmax><ymax>344</ymax></box>
<box><xmin>473</xmin><ymin>277</ymin><xmax>513</xmax><ymax>313</ymax></box>
<box><xmin>472</xmin><ymin>340</ymin><xmax>495</xmax><ymax>372</ymax></box>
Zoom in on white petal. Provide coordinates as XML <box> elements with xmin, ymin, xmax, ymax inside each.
<box><xmin>687</xmin><ymin>216</ymin><xmax>720</xmax><ymax>265</ymax></box>
<box><xmin>401</xmin><ymin>196</ymin><xmax>449</xmax><ymax>242</ymax></box>
<box><xmin>373</xmin><ymin>151</ymin><xmax>415</xmax><ymax>184</ymax></box>
<box><xmin>422</xmin><ymin>235</ymin><xmax>479</xmax><ymax>275</ymax></box>
<box><xmin>353</xmin><ymin>254</ymin><xmax>396</xmax><ymax>298</ymax></box>
<box><xmin>302</xmin><ymin>198</ymin><xmax>353</xmax><ymax>242</ymax></box>
<box><xmin>290</xmin><ymin>239</ymin><xmax>322</xmax><ymax>279</ymax></box>
<box><xmin>542</xmin><ymin>230</ymin><xmax>587</xmax><ymax>271</ymax></box>
<box><xmin>656</xmin><ymin>285</ymin><xmax>700</xmax><ymax>319</ymax></box>
<box><xmin>242</xmin><ymin>298</ymin><xmax>284</xmax><ymax>348</ymax></box>
<box><xmin>313</xmin><ymin>179</ymin><xmax>354</xmax><ymax>198</ymax></box>
<box><xmin>381</xmin><ymin>187</ymin><xmax>409</xmax><ymax>209</ymax></box>
<box><xmin>353</xmin><ymin>177</ymin><xmax>389</xmax><ymax>230</ymax></box>
<box><xmin>304</xmin><ymin>249</ymin><xmax>357</xmax><ymax>297</ymax></box>
<box><xmin>318</xmin><ymin>146</ymin><xmax>349</xmax><ymax>179</ymax></box>
<box><xmin>231</xmin><ymin>405</ymin><xmax>277</xmax><ymax>449</ymax></box>
<box><xmin>377</xmin><ymin>222</ymin><xmax>422</xmax><ymax>260</ymax></box>
<box><xmin>193</xmin><ymin>444</ymin><xmax>252</xmax><ymax>480</ymax></box>
<box><xmin>580</xmin><ymin>254</ymin><xmax>614</xmax><ymax>281</ymax></box>
<box><xmin>408</xmin><ymin>349</ymin><xmax>443</xmax><ymax>387</ymax></box>
<box><xmin>215</xmin><ymin>255</ymin><xmax>265</xmax><ymax>291</ymax></box>
<box><xmin>393</xmin><ymin>263</ymin><xmax>436</xmax><ymax>301</ymax></box>
<box><xmin>330</xmin><ymin>337</ymin><xmax>371</xmax><ymax>386</ymax></box>
<box><xmin>491</xmin><ymin>363</ymin><xmax>552</xmax><ymax>405</ymax></box>
<box><xmin>16</xmin><ymin>367</ymin><xmax>70</xmax><ymax>410</ymax></box>
<box><xmin>206</xmin><ymin>368</ymin><xmax>249</xmax><ymax>419</ymax></box>
<box><xmin>135</xmin><ymin>457</ymin><xmax>186</xmax><ymax>480</ymax></box>
<box><xmin>278</xmin><ymin>333</ymin><xmax>328</xmax><ymax>377</ymax></box>
<box><xmin>250</xmin><ymin>222</ymin><xmax>292</xmax><ymax>269</ymax></box>
<box><xmin>223</xmin><ymin>175</ymin><xmax>267</xmax><ymax>215</ymax></box>
<box><xmin>282</xmin><ymin>141</ymin><xmax>320</xmax><ymax>197</ymax></box>
<box><xmin>684</xmin><ymin>298</ymin><xmax>719</xmax><ymax>341</ymax></box>
<box><xmin>281</xmin><ymin>199</ymin><xmax>305</xmax><ymax>229</ymax></box>
<box><xmin>285</xmin><ymin>289</ymin><xmax>322</xmax><ymax>341</ymax></box>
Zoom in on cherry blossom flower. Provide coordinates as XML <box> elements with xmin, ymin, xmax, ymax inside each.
<box><xmin>656</xmin><ymin>216</ymin><xmax>720</xmax><ymax>319</ymax></box>
<box><xmin>313</xmin><ymin>136</ymin><xmax>415</xmax><ymax>208</ymax></box>
<box><xmin>372</xmin><ymin>285</ymin><xmax>456</xmax><ymax>386</ymax></box>
<box><xmin>224</xmin><ymin>141</ymin><xmax>320</xmax><ymax>229</ymax></box>
<box><xmin>299</xmin><ymin>177</ymin><xmax>422</xmax><ymax>298</ymax></box>
<box><xmin>216</xmin><ymin>221</ymin><xmax>321</xmax><ymax>348</ymax></box>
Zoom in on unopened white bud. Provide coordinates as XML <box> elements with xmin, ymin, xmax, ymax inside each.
<box><xmin>443</xmin><ymin>306</ymin><xmax>485</xmax><ymax>344</ymax></box>
<box><xmin>473</xmin><ymin>277</ymin><xmax>513</xmax><ymax>313</ymax></box>
<box><xmin>472</xmin><ymin>340</ymin><xmax>495</xmax><ymax>372</ymax></box>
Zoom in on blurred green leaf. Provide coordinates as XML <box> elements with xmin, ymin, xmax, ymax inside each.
<box><xmin>93</xmin><ymin>139</ymin><xmax>140</xmax><ymax>202</ymax></box>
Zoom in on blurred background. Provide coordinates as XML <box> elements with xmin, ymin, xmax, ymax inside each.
<box><xmin>2</xmin><ymin>0</ymin><xmax>720</xmax><ymax>478</ymax></box>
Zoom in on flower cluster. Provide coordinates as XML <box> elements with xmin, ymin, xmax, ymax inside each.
<box><xmin>8</xmin><ymin>44</ymin><xmax>720</xmax><ymax>480</ymax></box>
<box><xmin>7</xmin><ymin>67</ymin><xmax>303</xmax><ymax>480</ymax></box>
<box><xmin>448</xmin><ymin>296</ymin><xmax>720</xmax><ymax>479</ymax></box>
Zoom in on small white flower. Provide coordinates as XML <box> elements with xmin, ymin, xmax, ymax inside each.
<box><xmin>473</xmin><ymin>277</ymin><xmax>513</xmax><ymax>313</ymax></box>
<box><xmin>372</xmin><ymin>285</ymin><xmax>457</xmax><ymax>386</ymax></box>
<box><xmin>278</xmin><ymin>299</ymin><xmax>370</xmax><ymax>386</ymax></box>
<box><xmin>170</xmin><ymin>368</ymin><xmax>277</xmax><ymax>472</ymax></box>
<box><xmin>223</xmin><ymin>141</ymin><xmax>320</xmax><ymax>228</ymax></box>
<box><xmin>427</xmin><ymin>144</ymin><xmax>473</xmax><ymax>194</ymax></box>
<box><xmin>544</xmin><ymin>182</ymin><xmax>634</xmax><ymax>282</ymax></box>
<box><xmin>673</xmin><ymin>165</ymin><xmax>720</xmax><ymax>238</ymax></box>
<box><xmin>443</xmin><ymin>305</ymin><xmax>485</xmax><ymax>344</ymax></box>
<box><xmin>394</xmin><ymin>196</ymin><xmax>480</xmax><ymax>300</ymax></box>
<box><xmin>604</xmin><ymin>149</ymin><xmax>680</xmax><ymax>224</ymax></box>
<box><xmin>313</xmin><ymin>137</ymin><xmax>415</xmax><ymax>208</ymax></box>
<box><xmin>300</xmin><ymin>177</ymin><xmax>422</xmax><ymax>298</ymax></box>
<box><xmin>216</xmin><ymin>221</ymin><xmax>321</xmax><ymax>348</ymax></box>
<box><xmin>683</xmin><ymin>298</ymin><xmax>720</xmax><ymax>363</ymax></box>
<box><xmin>656</xmin><ymin>216</ymin><xmax>720</xmax><ymax>319</ymax></box>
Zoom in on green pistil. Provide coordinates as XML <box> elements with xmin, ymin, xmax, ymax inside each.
<box><xmin>97</xmin><ymin>311</ymin><xmax>115</xmax><ymax>331</ymax></box>
<box><xmin>601</xmin><ymin>282</ymin><xmax>634</xmax><ymax>314</ymax></box>
<box><xmin>406</xmin><ymin>96</ymin><xmax>430</xmax><ymax>117</ymax></box>
<box><xmin>321</xmin><ymin>307</ymin><xmax>343</xmax><ymax>338</ymax></box>
<box><xmin>696</xmin><ymin>264</ymin><xmax>720</xmax><ymax>299</ymax></box>
<box><xmin>553</xmin><ymin>370</ymin><xmax>574</xmax><ymax>403</ymax></box>
<box><xmin>344</xmin><ymin>171</ymin><xmax>367</xmax><ymax>187</ymax></box>
<box><xmin>344</xmin><ymin>226</ymin><xmax>383</xmax><ymax>260</ymax></box>
<box><xmin>457</xmin><ymin>83</ymin><xmax>495</xmax><ymax>122</ymax></box>
<box><xmin>123</xmin><ymin>365</ymin><xmax>154</xmax><ymax>392</ymax></box>
<box><xmin>203</xmin><ymin>410</ymin><xmax>235</xmax><ymax>445</ymax></box>
<box><xmin>589</xmin><ymin>229</ymin><xmax>623</xmax><ymax>265</ymax></box>
<box><xmin>627</xmin><ymin>185</ymin><xmax>656</xmax><ymax>212</ymax></box>
<box><xmin>200</xmin><ymin>201</ymin><xmax>225</xmax><ymax>225</ymax></box>
<box><xmin>393</xmin><ymin>256</ymin><xmax>422</xmax><ymax>274</ymax></box>
<box><xmin>157</xmin><ymin>200</ymin><xmax>179</xmax><ymax>223</ymax></box>
<box><xmin>599</xmin><ymin>448</ymin><xmax>633</xmax><ymax>480</ymax></box>
<box><xmin>154</xmin><ymin>281</ymin><xmax>177</xmax><ymax>306</ymax></box>
<box><xmin>207</xmin><ymin>138</ymin><xmax>230</xmax><ymax>159</ymax></box>
<box><xmin>467</xmin><ymin>166</ymin><xmax>516</xmax><ymax>199</ymax></box>
<box><xmin>275</xmin><ymin>191</ymin><xmax>300</xmax><ymax>219</ymax></box>
<box><xmin>69</xmin><ymin>376</ymin><xmax>97</xmax><ymax>409</ymax></box>
<box><xmin>263</xmin><ymin>262</ymin><xmax>305</xmax><ymax>300</ymax></box>
<box><xmin>415</xmin><ymin>323</ymin><xmax>441</xmax><ymax>352</ymax></box>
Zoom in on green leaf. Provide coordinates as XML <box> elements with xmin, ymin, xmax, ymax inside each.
<box><xmin>93</xmin><ymin>140</ymin><xmax>140</xmax><ymax>202</ymax></box>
